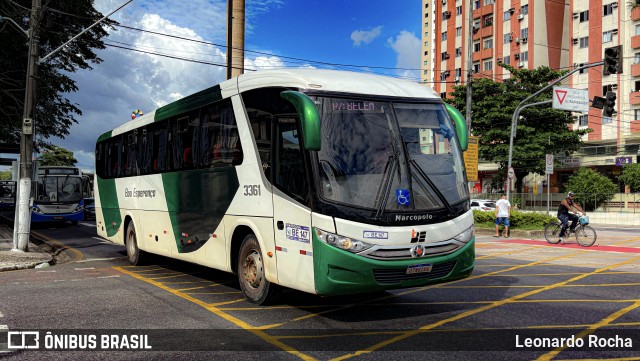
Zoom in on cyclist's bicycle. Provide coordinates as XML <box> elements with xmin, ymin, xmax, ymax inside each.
<box><xmin>544</xmin><ymin>215</ymin><xmax>597</xmax><ymax>247</ymax></box>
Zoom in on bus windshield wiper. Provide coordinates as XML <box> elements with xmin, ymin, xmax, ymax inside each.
<box><xmin>374</xmin><ymin>152</ymin><xmax>399</xmax><ymax>220</ymax></box>
<box><xmin>409</xmin><ymin>159</ymin><xmax>455</xmax><ymax>215</ymax></box>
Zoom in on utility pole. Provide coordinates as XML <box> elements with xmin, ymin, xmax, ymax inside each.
<box><xmin>230</xmin><ymin>0</ymin><xmax>245</xmax><ymax>78</ymax></box>
<box><xmin>11</xmin><ymin>0</ymin><xmax>132</xmax><ymax>252</ymax></box>
<box><xmin>465</xmin><ymin>0</ymin><xmax>473</xmax><ymax>135</ymax></box>
<box><xmin>13</xmin><ymin>0</ymin><xmax>41</xmax><ymax>252</ymax></box>
<box><xmin>225</xmin><ymin>0</ymin><xmax>233</xmax><ymax>80</ymax></box>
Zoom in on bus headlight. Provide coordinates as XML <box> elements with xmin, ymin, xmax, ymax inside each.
<box><xmin>74</xmin><ymin>205</ymin><xmax>85</xmax><ymax>213</ymax></box>
<box><xmin>315</xmin><ymin>228</ymin><xmax>374</xmax><ymax>253</ymax></box>
<box><xmin>32</xmin><ymin>206</ymin><xmax>43</xmax><ymax>214</ymax></box>
<box><xmin>453</xmin><ymin>225</ymin><xmax>475</xmax><ymax>243</ymax></box>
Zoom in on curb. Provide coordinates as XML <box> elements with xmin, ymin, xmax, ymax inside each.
<box><xmin>474</xmin><ymin>227</ymin><xmax>544</xmax><ymax>239</ymax></box>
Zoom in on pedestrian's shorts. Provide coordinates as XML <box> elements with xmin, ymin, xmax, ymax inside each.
<box><xmin>495</xmin><ymin>217</ymin><xmax>510</xmax><ymax>227</ymax></box>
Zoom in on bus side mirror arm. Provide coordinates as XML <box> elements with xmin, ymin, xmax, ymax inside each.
<box><xmin>280</xmin><ymin>91</ymin><xmax>321</xmax><ymax>151</ymax></box>
<box><xmin>444</xmin><ymin>103</ymin><xmax>468</xmax><ymax>151</ymax></box>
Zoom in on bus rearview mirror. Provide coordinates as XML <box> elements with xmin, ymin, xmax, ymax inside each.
<box><xmin>280</xmin><ymin>91</ymin><xmax>321</xmax><ymax>151</ymax></box>
<box><xmin>444</xmin><ymin>103</ymin><xmax>468</xmax><ymax>151</ymax></box>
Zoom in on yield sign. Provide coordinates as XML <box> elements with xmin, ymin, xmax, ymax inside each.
<box><xmin>555</xmin><ymin>89</ymin><xmax>567</xmax><ymax>104</ymax></box>
<box><xmin>552</xmin><ymin>86</ymin><xmax>589</xmax><ymax>112</ymax></box>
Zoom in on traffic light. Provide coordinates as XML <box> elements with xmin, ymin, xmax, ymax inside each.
<box><xmin>602</xmin><ymin>91</ymin><xmax>616</xmax><ymax>117</ymax></box>
<box><xmin>603</xmin><ymin>45</ymin><xmax>622</xmax><ymax>75</ymax></box>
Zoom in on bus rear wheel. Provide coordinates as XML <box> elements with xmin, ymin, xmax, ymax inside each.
<box><xmin>126</xmin><ymin>222</ymin><xmax>145</xmax><ymax>265</ymax></box>
<box><xmin>238</xmin><ymin>234</ymin><xmax>280</xmax><ymax>305</ymax></box>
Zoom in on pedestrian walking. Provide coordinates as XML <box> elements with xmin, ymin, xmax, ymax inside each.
<box><xmin>494</xmin><ymin>194</ymin><xmax>512</xmax><ymax>238</ymax></box>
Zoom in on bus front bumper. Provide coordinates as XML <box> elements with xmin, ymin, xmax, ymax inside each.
<box><xmin>313</xmin><ymin>237</ymin><xmax>475</xmax><ymax>296</ymax></box>
<box><xmin>32</xmin><ymin>210</ymin><xmax>85</xmax><ymax>223</ymax></box>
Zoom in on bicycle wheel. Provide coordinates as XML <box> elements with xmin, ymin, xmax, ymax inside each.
<box><xmin>544</xmin><ymin>222</ymin><xmax>562</xmax><ymax>244</ymax></box>
<box><xmin>575</xmin><ymin>225</ymin><xmax>597</xmax><ymax>247</ymax></box>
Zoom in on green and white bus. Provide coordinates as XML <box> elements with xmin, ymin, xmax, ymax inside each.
<box><xmin>95</xmin><ymin>69</ymin><xmax>474</xmax><ymax>304</ymax></box>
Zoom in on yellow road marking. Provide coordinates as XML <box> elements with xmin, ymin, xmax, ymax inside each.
<box><xmin>114</xmin><ymin>266</ymin><xmax>318</xmax><ymax>361</ymax></box>
<box><xmin>32</xmin><ymin>231</ymin><xmax>84</xmax><ymax>261</ymax></box>
<box><xmin>328</xmin><ymin>254</ymin><xmax>640</xmax><ymax>361</ymax></box>
<box><xmin>184</xmin><ymin>291</ymin><xmax>242</xmax><ymax>295</ymax></box>
<box><xmin>535</xmin><ymin>301</ymin><xmax>640</xmax><ymax>361</ymax></box>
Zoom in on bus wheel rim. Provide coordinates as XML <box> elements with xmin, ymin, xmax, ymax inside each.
<box><xmin>242</xmin><ymin>250</ymin><xmax>263</xmax><ymax>289</ymax></box>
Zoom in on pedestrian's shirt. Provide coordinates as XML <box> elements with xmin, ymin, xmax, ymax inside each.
<box><xmin>495</xmin><ymin>199</ymin><xmax>511</xmax><ymax>218</ymax></box>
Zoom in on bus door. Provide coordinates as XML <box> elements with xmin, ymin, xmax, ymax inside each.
<box><xmin>271</xmin><ymin>116</ymin><xmax>315</xmax><ymax>293</ymax></box>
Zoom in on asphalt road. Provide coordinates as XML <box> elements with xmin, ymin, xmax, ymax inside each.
<box><xmin>1</xmin><ymin>221</ymin><xmax>639</xmax><ymax>360</ymax></box>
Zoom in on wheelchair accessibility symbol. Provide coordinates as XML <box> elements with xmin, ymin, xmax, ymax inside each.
<box><xmin>396</xmin><ymin>189</ymin><xmax>411</xmax><ymax>206</ymax></box>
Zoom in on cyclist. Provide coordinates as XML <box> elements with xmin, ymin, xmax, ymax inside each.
<box><xmin>557</xmin><ymin>191</ymin><xmax>586</xmax><ymax>243</ymax></box>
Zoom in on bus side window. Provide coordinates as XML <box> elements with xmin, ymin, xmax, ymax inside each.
<box><xmin>275</xmin><ymin>118</ymin><xmax>308</xmax><ymax>203</ymax></box>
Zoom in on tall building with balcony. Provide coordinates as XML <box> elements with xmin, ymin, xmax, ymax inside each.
<box><xmin>421</xmin><ymin>0</ymin><xmax>571</xmax><ymax>99</ymax></box>
<box><xmin>422</xmin><ymin>0</ymin><xmax>640</xmax><ymax>193</ymax></box>
<box><xmin>568</xmin><ymin>0</ymin><xmax>640</xmax><ymax>187</ymax></box>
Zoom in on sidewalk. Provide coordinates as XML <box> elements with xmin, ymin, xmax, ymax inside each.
<box><xmin>0</xmin><ymin>222</ymin><xmax>53</xmax><ymax>272</ymax></box>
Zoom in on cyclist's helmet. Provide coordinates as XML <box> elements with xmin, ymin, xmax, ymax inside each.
<box><xmin>567</xmin><ymin>191</ymin><xmax>575</xmax><ymax>197</ymax></box>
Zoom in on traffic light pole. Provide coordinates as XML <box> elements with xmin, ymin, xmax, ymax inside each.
<box><xmin>505</xmin><ymin>61</ymin><xmax>603</xmax><ymax>201</ymax></box>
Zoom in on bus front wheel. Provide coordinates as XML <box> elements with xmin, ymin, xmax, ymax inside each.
<box><xmin>237</xmin><ymin>234</ymin><xmax>280</xmax><ymax>305</ymax></box>
<box><xmin>126</xmin><ymin>222</ymin><xmax>145</xmax><ymax>265</ymax></box>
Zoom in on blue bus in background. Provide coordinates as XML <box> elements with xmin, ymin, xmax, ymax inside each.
<box><xmin>0</xmin><ymin>180</ymin><xmax>16</xmax><ymax>213</ymax></box>
<box><xmin>32</xmin><ymin>166</ymin><xmax>85</xmax><ymax>225</ymax></box>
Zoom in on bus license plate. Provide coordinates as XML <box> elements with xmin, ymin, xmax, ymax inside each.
<box><xmin>406</xmin><ymin>264</ymin><xmax>432</xmax><ymax>274</ymax></box>
<box><xmin>54</xmin><ymin>216</ymin><xmax>64</xmax><ymax>220</ymax></box>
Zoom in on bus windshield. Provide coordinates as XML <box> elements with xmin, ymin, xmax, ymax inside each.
<box><xmin>313</xmin><ymin>97</ymin><xmax>467</xmax><ymax>212</ymax></box>
<box><xmin>36</xmin><ymin>176</ymin><xmax>83</xmax><ymax>203</ymax></box>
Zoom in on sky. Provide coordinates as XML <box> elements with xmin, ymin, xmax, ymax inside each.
<box><xmin>48</xmin><ymin>0</ymin><xmax>422</xmax><ymax>172</ymax></box>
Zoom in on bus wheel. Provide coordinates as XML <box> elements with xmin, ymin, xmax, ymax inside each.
<box><xmin>126</xmin><ymin>222</ymin><xmax>144</xmax><ymax>265</ymax></box>
<box><xmin>238</xmin><ymin>234</ymin><xmax>280</xmax><ymax>305</ymax></box>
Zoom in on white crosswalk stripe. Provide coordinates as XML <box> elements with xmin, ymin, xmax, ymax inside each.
<box><xmin>79</xmin><ymin>222</ymin><xmax>95</xmax><ymax>227</ymax></box>
<box><xmin>1</xmin><ymin>312</ymin><xmax>7</xmax><ymax>352</ymax></box>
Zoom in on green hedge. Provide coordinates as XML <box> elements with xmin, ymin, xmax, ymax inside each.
<box><xmin>473</xmin><ymin>210</ymin><xmax>557</xmax><ymax>229</ymax></box>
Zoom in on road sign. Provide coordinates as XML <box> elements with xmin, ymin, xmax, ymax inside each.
<box><xmin>615</xmin><ymin>157</ymin><xmax>632</xmax><ymax>167</ymax></box>
<box><xmin>552</xmin><ymin>86</ymin><xmax>589</xmax><ymax>112</ymax></box>
<box><xmin>545</xmin><ymin>154</ymin><xmax>554</xmax><ymax>174</ymax></box>
<box><xmin>508</xmin><ymin>166</ymin><xmax>515</xmax><ymax>179</ymax></box>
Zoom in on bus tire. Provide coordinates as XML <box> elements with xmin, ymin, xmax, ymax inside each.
<box><xmin>238</xmin><ymin>234</ymin><xmax>280</xmax><ymax>305</ymax></box>
<box><xmin>126</xmin><ymin>221</ymin><xmax>144</xmax><ymax>265</ymax></box>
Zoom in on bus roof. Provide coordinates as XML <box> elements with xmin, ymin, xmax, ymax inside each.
<box><xmin>233</xmin><ymin>69</ymin><xmax>439</xmax><ymax>99</ymax></box>
<box><xmin>99</xmin><ymin>69</ymin><xmax>439</xmax><ymax>140</ymax></box>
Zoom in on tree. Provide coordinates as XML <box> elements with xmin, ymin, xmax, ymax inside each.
<box><xmin>447</xmin><ymin>64</ymin><xmax>591</xmax><ymax>190</ymax></box>
<box><xmin>0</xmin><ymin>1</ymin><xmax>116</xmax><ymax>149</ymax></box>
<box><xmin>0</xmin><ymin>170</ymin><xmax>11</xmax><ymax>180</ymax></box>
<box><xmin>618</xmin><ymin>163</ymin><xmax>640</xmax><ymax>192</ymax></box>
<box><xmin>565</xmin><ymin>167</ymin><xmax>617</xmax><ymax>211</ymax></box>
<box><xmin>38</xmin><ymin>145</ymin><xmax>77</xmax><ymax>167</ymax></box>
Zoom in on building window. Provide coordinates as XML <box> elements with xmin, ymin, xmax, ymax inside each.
<box><xmin>473</xmin><ymin>62</ymin><xmax>480</xmax><ymax>73</ymax></box>
<box><xmin>602</xmin><ymin>84</ymin><xmax>614</xmax><ymax>96</ymax></box>
<box><xmin>635</xmin><ymin>53</ymin><xmax>640</xmax><ymax>65</ymax></box>
<box><xmin>483</xmin><ymin>15</ymin><xmax>493</xmax><ymax>27</ymax></box>
<box><xmin>442</xmin><ymin>32</ymin><xmax>447</xmax><ymax>41</ymax></box>
<box><xmin>504</xmin><ymin>33</ymin><xmax>512</xmax><ymax>44</ymax></box>
<box><xmin>456</xmin><ymin>48</ymin><xmax>462</xmax><ymax>57</ymax></box>
<box><xmin>635</xmin><ymin>109</ymin><xmax>640</xmax><ymax>120</ymax></box>
<box><xmin>579</xmin><ymin>10</ymin><xmax>589</xmax><ymax>22</ymax></box>
<box><xmin>578</xmin><ymin>115</ymin><xmax>588</xmax><ymax>127</ymax></box>
<box><xmin>483</xmin><ymin>59</ymin><xmax>493</xmax><ymax>71</ymax></box>
<box><xmin>603</xmin><ymin>3</ymin><xmax>613</xmax><ymax>16</ymax></box>
<box><xmin>521</xmin><ymin>4</ymin><xmax>528</xmax><ymax>15</ymax></box>
<box><xmin>474</xmin><ymin>40</ymin><xmax>481</xmax><ymax>52</ymax></box>
<box><xmin>602</xmin><ymin>116</ymin><xmax>612</xmax><ymax>124</ymax></box>
<box><xmin>503</xmin><ymin>56</ymin><xmax>510</xmax><ymax>65</ymax></box>
<box><xmin>484</xmin><ymin>0</ymin><xmax>495</xmax><ymax>5</ymax></box>
<box><xmin>474</xmin><ymin>0</ymin><xmax>480</xmax><ymax>9</ymax></box>
<box><xmin>577</xmin><ymin>63</ymin><xmax>586</xmax><ymax>74</ymax></box>
<box><xmin>520</xmin><ymin>51</ymin><xmax>528</xmax><ymax>61</ymax></box>
<box><xmin>603</xmin><ymin>30</ymin><xmax>613</xmax><ymax>43</ymax></box>
<box><xmin>579</xmin><ymin>37</ymin><xmax>588</xmax><ymax>49</ymax></box>
<box><xmin>425</xmin><ymin>13</ymin><xmax>428</xmax><ymax>18</ymax></box>
<box><xmin>456</xmin><ymin>5</ymin><xmax>463</xmax><ymax>15</ymax></box>
<box><xmin>455</xmin><ymin>68</ymin><xmax>462</xmax><ymax>77</ymax></box>
<box><xmin>441</xmin><ymin>52</ymin><xmax>449</xmax><ymax>61</ymax></box>
<box><xmin>456</xmin><ymin>27</ymin><xmax>462</xmax><ymax>37</ymax></box>
<box><xmin>440</xmin><ymin>92</ymin><xmax>447</xmax><ymax>99</ymax></box>
<box><xmin>424</xmin><ymin>60</ymin><xmax>428</xmax><ymax>66</ymax></box>
<box><xmin>484</xmin><ymin>37</ymin><xmax>493</xmax><ymax>49</ymax></box>
<box><xmin>504</xmin><ymin>11</ymin><xmax>511</xmax><ymax>21</ymax></box>
<box><xmin>521</xmin><ymin>28</ymin><xmax>529</xmax><ymax>39</ymax></box>
<box><xmin>440</xmin><ymin>72</ymin><xmax>448</xmax><ymax>81</ymax></box>
<box><xmin>636</xmin><ymin>24</ymin><xmax>640</xmax><ymax>36</ymax></box>
<box><xmin>635</xmin><ymin>80</ymin><xmax>640</xmax><ymax>92</ymax></box>
<box><xmin>473</xmin><ymin>19</ymin><xmax>481</xmax><ymax>30</ymax></box>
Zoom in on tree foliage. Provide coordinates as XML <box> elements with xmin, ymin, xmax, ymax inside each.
<box><xmin>447</xmin><ymin>64</ymin><xmax>591</xmax><ymax>189</ymax></box>
<box><xmin>0</xmin><ymin>0</ymin><xmax>116</xmax><ymax>149</ymax></box>
<box><xmin>0</xmin><ymin>170</ymin><xmax>11</xmax><ymax>180</ymax></box>
<box><xmin>566</xmin><ymin>167</ymin><xmax>617</xmax><ymax>211</ymax></box>
<box><xmin>38</xmin><ymin>145</ymin><xmax>77</xmax><ymax>167</ymax></box>
<box><xmin>618</xmin><ymin>163</ymin><xmax>640</xmax><ymax>192</ymax></box>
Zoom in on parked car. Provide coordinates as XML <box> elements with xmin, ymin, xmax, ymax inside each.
<box><xmin>84</xmin><ymin>198</ymin><xmax>95</xmax><ymax>219</ymax></box>
<box><xmin>470</xmin><ymin>199</ymin><xmax>496</xmax><ymax>211</ymax></box>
